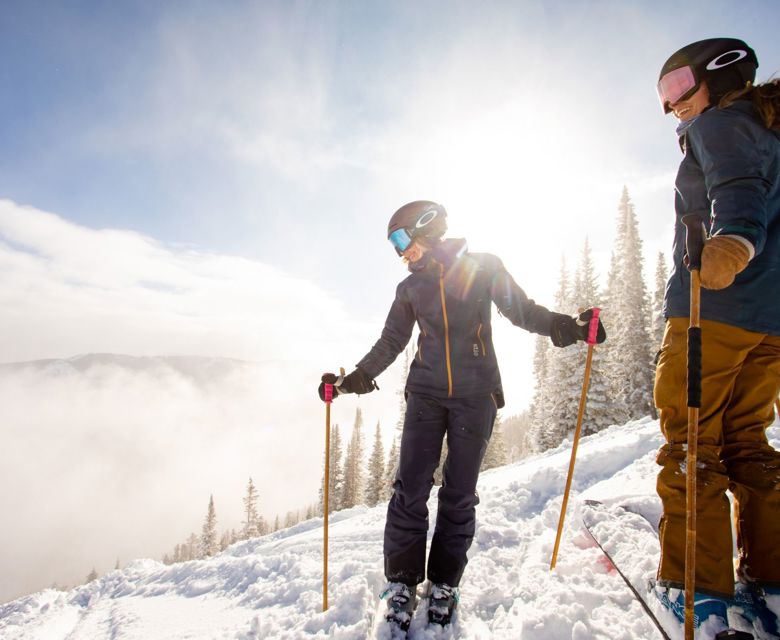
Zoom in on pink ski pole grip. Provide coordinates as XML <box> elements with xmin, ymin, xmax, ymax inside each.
<box><xmin>324</xmin><ymin>383</ymin><xmax>333</xmax><ymax>403</ymax></box>
<box><xmin>587</xmin><ymin>307</ymin><xmax>601</xmax><ymax>345</ymax></box>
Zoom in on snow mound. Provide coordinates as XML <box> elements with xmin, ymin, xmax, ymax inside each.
<box><xmin>2</xmin><ymin>417</ymin><xmax>777</xmax><ymax>639</ymax></box>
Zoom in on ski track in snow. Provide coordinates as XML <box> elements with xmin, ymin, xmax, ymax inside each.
<box><xmin>2</xmin><ymin>417</ymin><xmax>778</xmax><ymax>640</ymax></box>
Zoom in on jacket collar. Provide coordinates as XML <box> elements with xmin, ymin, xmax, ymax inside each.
<box><xmin>409</xmin><ymin>238</ymin><xmax>468</xmax><ymax>273</ymax></box>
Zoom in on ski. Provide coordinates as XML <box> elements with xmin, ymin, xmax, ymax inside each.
<box><xmin>580</xmin><ymin>500</ymin><xmax>672</xmax><ymax>640</ymax></box>
<box><xmin>580</xmin><ymin>500</ymin><xmax>763</xmax><ymax>640</ymax></box>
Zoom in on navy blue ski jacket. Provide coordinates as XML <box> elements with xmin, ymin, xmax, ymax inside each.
<box><xmin>665</xmin><ymin>100</ymin><xmax>780</xmax><ymax>335</ymax></box>
<box><xmin>357</xmin><ymin>239</ymin><xmax>560</xmax><ymax>407</ymax></box>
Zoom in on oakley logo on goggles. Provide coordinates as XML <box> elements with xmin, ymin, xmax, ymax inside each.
<box><xmin>657</xmin><ymin>65</ymin><xmax>698</xmax><ymax>111</ymax></box>
<box><xmin>389</xmin><ymin>228</ymin><xmax>413</xmax><ymax>255</ymax></box>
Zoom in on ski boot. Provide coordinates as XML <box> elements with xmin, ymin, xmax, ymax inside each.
<box><xmin>427</xmin><ymin>582</ymin><xmax>459</xmax><ymax>627</ymax></box>
<box><xmin>381</xmin><ymin>582</ymin><xmax>417</xmax><ymax>635</ymax></box>
<box><xmin>652</xmin><ymin>583</ymin><xmax>753</xmax><ymax>639</ymax></box>
<box><xmin>731</xmin><ymin>582</ymin><xmax>779</xmax><ymax>639</ymax></box>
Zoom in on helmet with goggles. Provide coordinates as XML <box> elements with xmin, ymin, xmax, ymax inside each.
<box><xmin>387</xmin><ymin>201</ymin><xmax>448</xmax><ymax>256</ymax></box>
<box><xmin>657</xmin><ymin>37</ymin><xmax>758</xmax><ymax>113</ymax></box>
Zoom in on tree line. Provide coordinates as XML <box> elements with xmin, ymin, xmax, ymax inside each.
<box><xmin>524</xmin><ymin>187</ymin><xmax>667</xmax><ymax>452</ymax></box>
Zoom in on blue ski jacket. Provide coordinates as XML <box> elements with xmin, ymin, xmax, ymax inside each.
<box><xmin>665</xmin><ymin>100</ymin><xmax>780</xmax><ymax>335</ymax></box>
<box><xmin>357</xmin><ymin>238</ymin><xmax>561</xmax><ymax>407</ymax></box>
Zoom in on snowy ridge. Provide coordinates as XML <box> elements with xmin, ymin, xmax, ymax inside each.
<box><xmin>2</xmin><ymin>417</ymin><xmax>778</xmax><ymax>639</ymax></box>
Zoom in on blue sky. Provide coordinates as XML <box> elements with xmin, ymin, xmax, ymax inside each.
<box><xmin>1</xmin><ymin>0</ymin><xmax>779</xmax><ymax>398</ymax></box>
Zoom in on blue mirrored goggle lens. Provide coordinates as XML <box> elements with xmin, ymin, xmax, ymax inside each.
<box><xmin>389</xmin><ymin>228</ymin><xmax>412</xmax><ymax>255</ymax></box>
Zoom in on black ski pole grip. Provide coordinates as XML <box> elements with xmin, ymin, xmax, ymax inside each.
<box><xmin>681</xmin><ymin>214</ymin><xmax>706</xmax><ymax>271</ymax></box>
<box><xmin>687</xmin><ymin>327</ymin><xmax>702</xmax><ymax>408</ymax></box>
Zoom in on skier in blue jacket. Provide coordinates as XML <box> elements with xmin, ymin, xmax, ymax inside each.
<box><xmin>653</xmin><ymin>37</ymin><xmax>780</xmax><ymax>637</ymax></box>
<box><xmin>318</xmin><ymin>200</ymin><xmax>605</xmax><ymax>631</ymax></box>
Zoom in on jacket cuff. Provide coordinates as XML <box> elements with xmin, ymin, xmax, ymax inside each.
<box><xmin>715</xmin><ymin>233</ymin><xmax>755</xmax><ymax>261</ymax></box>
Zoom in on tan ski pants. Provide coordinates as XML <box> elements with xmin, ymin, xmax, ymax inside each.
<box><xmin>655</xmin><ymin>317</ymin><xmax>780</xmax><ymax>596</ymax></box>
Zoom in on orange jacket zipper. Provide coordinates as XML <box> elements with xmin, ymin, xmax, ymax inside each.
<box><xmin>477</xmin><ymin>323</ymin><xmax>486</xmax><ymax>357</ymax></box>
<box><xmin>439</xmin><ymin>265</ymin><xmax>453</xmax><ymax>396</ymax></box>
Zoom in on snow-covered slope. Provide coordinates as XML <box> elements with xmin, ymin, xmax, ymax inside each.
<box><xmin>2</xmin><ymin>417</ymin><xmax>778</xmax><ymax>640</ymax></box>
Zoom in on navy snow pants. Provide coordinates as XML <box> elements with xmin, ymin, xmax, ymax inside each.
<box><xmin>383</xmin><ymin>392</ymin><xmax>497</xmax><ymax>587</ymax></box>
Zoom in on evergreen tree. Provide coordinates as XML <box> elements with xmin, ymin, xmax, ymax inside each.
<box><xmin>534</xmin><ymin>257</ymin><xmax>580</xmax><ymax>449</ymax></box>
<box><xmin>481</xmin><ymin>413</ymin><xmax>509</xmax><ymax>471</ymax></box>
<box><xmin>602</xmin><ymin>187</ymin><xmax>655</xmax><ymax>422</ymax></box>
<box><xmin>341</xmin><ymin>408</ymin><xmax>365</xmax><ymax>509</ymax></box>
<box><xmin>219</xmin><ymin>530</ymin><xmax>232</xmax><ymax>551</ymax></box>
<box><xmin>502</xmin><ymin>410</ymin><xmax>535</xmax><ymax>461</ymax></box>
<box><xmin>384</xmin><ymin>437</ymin><xmax>399</xmax><ymax>499</ymax></box>
<box><xmin>199</xmin><ymin>495</ymin><xmax>219</xmax><ymax>558</ymax></box>
<box><xmin>187</xmin><ymin>533</ymin><xmax>199</xmax><ymax>560</ymax></box>
<box><xmin>572</xmin><ymin>238</ymin><xmax>611</xmax><ymax>435</ymax></box>
<box><xmin>364</xmin><ymin>421</ymin><xmax>385</xmax><ymax>506</ymax></box>
<box><xmin>386</xmin><ymin>348</ymin><xmax>412</xmax><ymax>487</ymax></box>
<box><xmin>529</xmin><ymin>334</ymin><xmax>550</xmax><ymax>452</ymax></box>
<box><xmin>86</xmin><ymin>568</ymin><xmax>98</xmax><ymax>583</ymax></box>
<box><xmin>320</xmin><ymin>423</ymin><xmax>344</xmax><ymax>514</ymax></box>
<box><xmin>652</xmin><ymin>251</ymin><xmax>669</xmax><ymax>351</ymax></box>
<box><xmin>242</xmin><ymin>477</ymin><xmax>261</xmax><ymax>540</ymax></box>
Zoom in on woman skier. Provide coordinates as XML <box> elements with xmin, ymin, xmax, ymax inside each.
<box><xmin>318</xmin><ymin>200</ymin><xmax>605</xmax><ymax>633</ymax></box>
<box><xmin>653</xmin><ymin>37</ymin><xmax>780</xmax><ymax>638</ymax></box>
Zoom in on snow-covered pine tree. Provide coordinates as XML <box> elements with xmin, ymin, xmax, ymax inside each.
<box><xmin>187</xmin><ymin>533</ymin><xmax>199</xmax><ymax>560</ymax></box>
<box><xmin>199</xmin><ymin>495</ymin><xmax>219</xmax><ymax>558</ymax></box>
<box><xmin>341</xmin><ymin>408</ymin><xmax>365</xmax><ymax>509</ymax></box>
<box><xmin>320</xmin><ymin>423</ymin><xmax>344</xmax><ymax>514</ymax></box>
<box><xmin>571</xmin><ymin>238</ymin><xmax>611</xmax><ymax>435</ymax></box>
<box><xmin>535</xmin><ymin>257</ymin><xmax>581</xmax><ymax>449</ymax></box>
<box><xmin>651</xmin><ymin>251</ymin><xmax>668</xmax><ymax>351</ymax></box>
<box><xmin>385</xmin><ymin>348</ymin><xmax>412</xmax><ymax>489</ymax></box>
<box><xmin>364</xmin><ymin>421</ymin><xmax>385</xmax><ymax>507</ymax></box>
<box><xmin>502</xmin><ymin>410</ymin><xmax>535</xmax><ymax>460</ymax></box>
<box><xmin>601</xmin><ymin>187</ymin><xmax>655</xmax><ymax>422</ymax></box>
<box><xmin>383</xmin><ymin>437</ymin><xmax>398</xmax><ymax>499</ymax></box>
<box><xmin>481</xmin><ymin>413</ymin><xmax>508</xmax><ymax>471</ymax></box>
<box><xmin>219</xmin><ymin>530</ymin><xmax>232</xmax><ymax>551</ymax></box>
<box><xmin>241</xmin><ymin>477</ymin><xmax>260</xmax><ymax>540</ymax></box>
<box><xmin>528</xmin><ymin>334</ymin><xmax>550</xmax><ymax>452</ymax></box>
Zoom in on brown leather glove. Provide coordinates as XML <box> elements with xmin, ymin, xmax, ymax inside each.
<box><xmin>700</xmin><ymin>236</ymin><xmax>752</xmax><ymax>290</ymax></box>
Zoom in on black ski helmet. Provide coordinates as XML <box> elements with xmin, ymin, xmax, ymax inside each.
<box><xmin>387</xmin><ymin>201</ymin><xmax>447</xmax><ymax>255</ymax></box>
<box><xmin>657</xmin><ymin>37</ymin><xmax>758</xmax><ymax>112</ymax></box>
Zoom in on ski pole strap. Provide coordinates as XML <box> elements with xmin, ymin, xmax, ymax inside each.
<box><xmin>324</xmin><ymin>383</ymin><xmax>333</xmax><ymax>403</ymax></box>
<box><xmin>681</xmin><ymin>214</ymin><xmax>706</xmax><ymax>271</ymax></box>
<box><xmin>687</xmin><ymin>327</ymin><xmax>702</xmax><ymax>408</ymax></box>
<box><xmin>587</xmin><ymin>307</ymin><xmax>601</xmax><ymax>345</ymax></box>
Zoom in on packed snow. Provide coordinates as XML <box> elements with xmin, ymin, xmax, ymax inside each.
<box><xmin>2</xmin><ymin>416</ymin><xmax>778</xmax><ymax>640</ymax></box>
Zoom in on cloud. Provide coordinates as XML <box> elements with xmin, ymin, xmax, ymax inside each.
<box><xmin>0</xmin><ymin>199</ymin><xmax>370</xmax><ymax>364</ymax></box>
<box><xmin>0</xmin><ymin>199</ymin><xmax>406</xmax><ymax>603</ymax></box>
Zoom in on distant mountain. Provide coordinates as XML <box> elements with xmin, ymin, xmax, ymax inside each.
<box><xmin>0</xmin><ymin>354</ymin><xmax>257</xmax><ymax>387</ymax></box>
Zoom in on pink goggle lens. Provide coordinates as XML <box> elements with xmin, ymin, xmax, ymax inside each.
<box><xmin>657</xmin><ymin>65</ymin><xmax>697</xmax><ymax>110</ymax></box>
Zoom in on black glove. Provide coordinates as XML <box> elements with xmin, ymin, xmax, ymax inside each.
<box><xmin>317</xmin><ymin>367</ymin><xmax>378</xmax><ymax>401</ymax></box>
<box><xmin>550</xmin><ymin>309</ymin><xmax>607</xmax><ymax>348</ymax></box>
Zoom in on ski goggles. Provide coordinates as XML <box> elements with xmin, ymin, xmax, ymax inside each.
<box><xmin>656</xmin><ymin>65</ymin><xmax>698</xmax><ymax>112</ymax></box>
<box><xmin>389</xmin><ymin>228</ymin><xmax>414</xmax><ymax>256</ymax></box>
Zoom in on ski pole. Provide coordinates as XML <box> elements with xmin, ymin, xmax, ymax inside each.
<box><xmin>682</xmin><ymin>215</ymin><xmax>706</xmax><ymax>640</ymax></box>
<box><xmin>550</xmin><ymin>307</ymin><xmax>601</xmax><ymax>571</ymax></box>
<box><xmin>322</xmin><ymin>377</ymin><xmax>334</xmax><ymax>612</ymax></box>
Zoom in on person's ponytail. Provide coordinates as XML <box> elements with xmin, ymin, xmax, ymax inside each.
<box><xmin>720</xmin><ymin>79</ymin><xmax>780</xmax><ymax>130</ymax></box>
